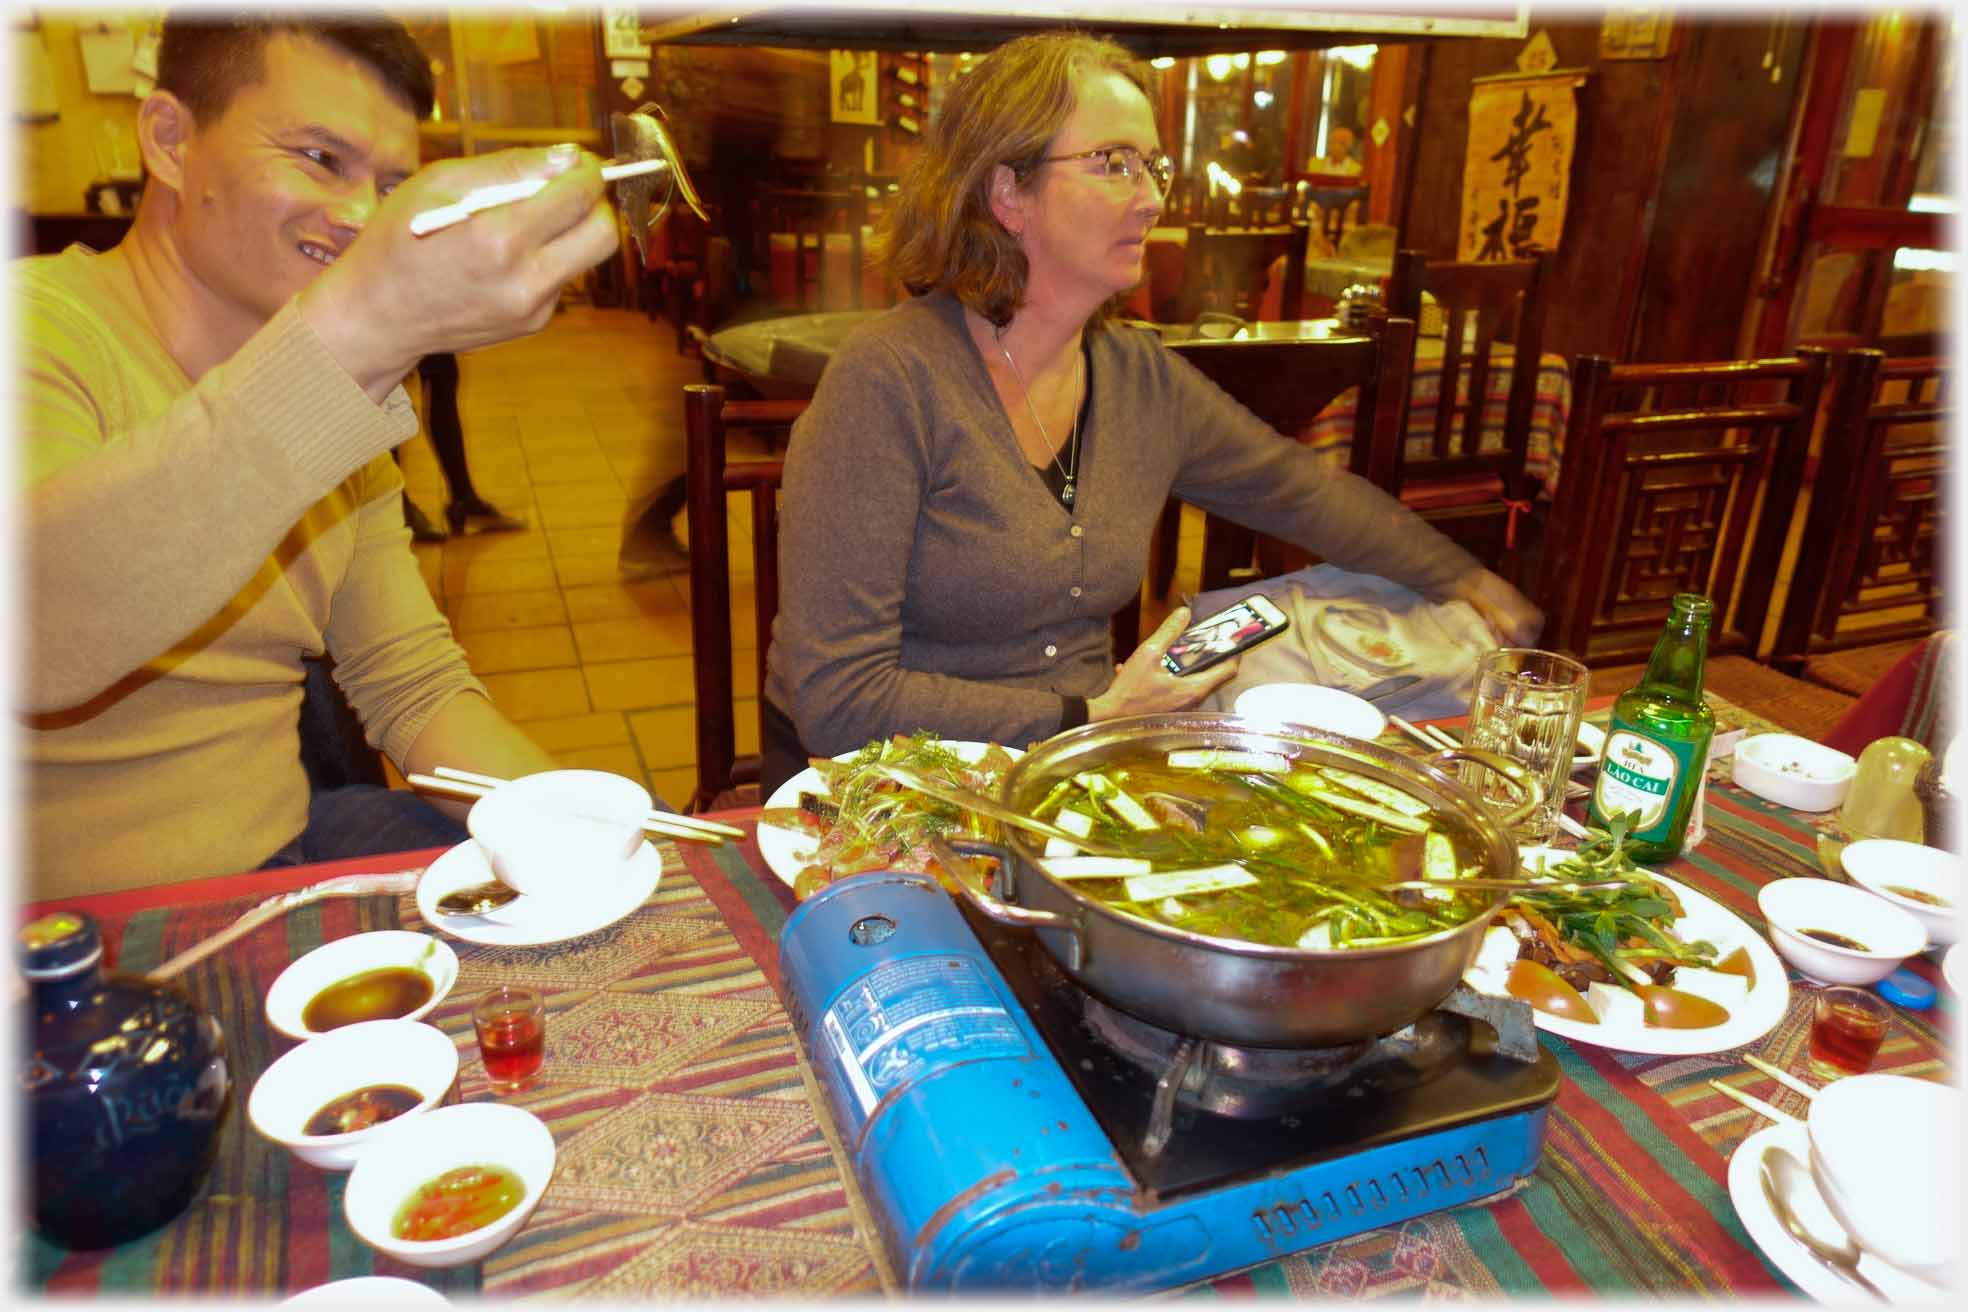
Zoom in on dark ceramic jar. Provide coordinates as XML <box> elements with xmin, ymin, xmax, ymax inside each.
<box><xmin>17</xmin><ymin>910</ymin><xmax>232</xmax><ymax>1250</ymax></box>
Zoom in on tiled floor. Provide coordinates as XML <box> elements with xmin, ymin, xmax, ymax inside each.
<box><xmin>395</xmin><ymin>303</ymin><xmax>1210</xmax><ymax>809</ymax></box>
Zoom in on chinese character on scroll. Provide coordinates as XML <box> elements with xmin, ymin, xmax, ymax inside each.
<box><xmin>1458</xmin><ymin>74</ymin><xmax>1583</xmax><ymax>262</ymax></box>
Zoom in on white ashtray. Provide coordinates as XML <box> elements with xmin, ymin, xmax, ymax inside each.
<box><xmin>1732</xmin><ymin>734</ymin><xmax>1857</xmax><ymax>812</ymax></box>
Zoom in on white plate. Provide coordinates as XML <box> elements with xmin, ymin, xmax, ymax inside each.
<box><xmin>757</xmin><ymin>741</ymin><xmax>1021</xmax><ymax>889</ymax></box>
<box><xmin>1727</xmin><ymin>1121</ymin><xmax>1946</xmax><ymax>1302</ymax></box>
<box><xmin>1945</xmin><ymin>943</ymin><xmax>1966</xmax><ymax>995</ymax></box>
<box><xmin>1463</xmin><ymin>847</ymin><xmax>1789</xmax><ymax>1055</ymax></box>
<box><xmin>282</xmin><ymin>1277</ymin><xmax>448</xmax><ymax>1305</ymax></box>
<box><xmin>415</xmin><ymin>838</ymin><xmax>661</xmax><ymax>946</ymax></box>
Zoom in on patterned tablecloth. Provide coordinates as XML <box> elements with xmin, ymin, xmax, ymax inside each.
<box><xmin>20</xmin><ymin>693</ymin><xmax>1955</xmax><ymax>1298</ymax></box>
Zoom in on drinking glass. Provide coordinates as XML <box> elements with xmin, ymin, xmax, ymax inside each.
<box><xmin>1807</xmin><ymin>985</ymin><xmax>1891</xmax><ymax>1079</ymax></box>
<box><xmin>473</xmin><ymin>986</ymin><xmax>546</xmax><ymax>1093</ymax></box>
<box><xmin>1460</xmin><ymin>648</ymin><xmax>1590</xmax><ymax>845</ymax></box>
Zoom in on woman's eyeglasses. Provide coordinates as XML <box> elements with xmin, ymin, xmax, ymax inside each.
<box><xmin>1038</xmin><ymin>146</ymin><xmax>1174</xmax><ymax>196</ymax></box>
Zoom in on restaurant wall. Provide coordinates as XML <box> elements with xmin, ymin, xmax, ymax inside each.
<box><xmin>15</xmin><ymin>14</ymin><xmax>145</xmax><ymax>216</ymax></box>
<box><xmin>1400</xmin><ymin>15</ymin><xmax>1810</xmax><ymax>363</ymax></box>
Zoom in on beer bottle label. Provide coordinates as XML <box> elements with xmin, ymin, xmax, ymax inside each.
<box><xmin>1594</xmin><ymin>728</ymin><xmax>1699</xmax><ymax>837</ymax></box>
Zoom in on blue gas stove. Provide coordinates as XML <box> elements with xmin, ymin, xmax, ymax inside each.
<box><xmin>779</xmin><ymin>871</ymin><xmax>1560</xmax><ymax>1293</ymax></box>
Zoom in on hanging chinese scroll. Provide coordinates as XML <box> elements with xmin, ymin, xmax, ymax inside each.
<box><xmin>1457</xmin><ymin>72</ymin><xmax>1584</xmax><ymax>262</ymax></box>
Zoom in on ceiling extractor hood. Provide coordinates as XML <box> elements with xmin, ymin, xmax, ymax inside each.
<box><xmin>641</xmin><ymin>2</ymin><xmax>1529</xmax><ymax>57</ymax></box>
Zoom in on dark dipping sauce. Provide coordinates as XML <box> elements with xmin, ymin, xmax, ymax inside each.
<box><xmin>304</xmin><ymin>1084</ymin><xmax>423</xmax><ymax>1137</ymax></box>
<box><xmin>1802</xmin><ymin>928</ymin><xmax>1870</xmax><ymax>951</ymax></box>
<box><xmin>1883</xmin><ymin>884</ymin><xmax>1951</xmax><ymax>908</ymax></box>
<box><xmin>302</xmin><ymin>966</ymin><xmax>434</xmax><ymax>1032</ymax></box>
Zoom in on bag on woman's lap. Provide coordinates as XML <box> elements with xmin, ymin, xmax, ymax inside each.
<box><xmin>1190</xmin><ymin>565</ymin><xmax>1500</xmax><ymax>721</ymax></box>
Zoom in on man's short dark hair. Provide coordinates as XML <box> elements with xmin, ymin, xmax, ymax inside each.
<box><xmin>157</xmin><ymin>9</ymin><xmax>436</xmax><ymax>125</ymax></box>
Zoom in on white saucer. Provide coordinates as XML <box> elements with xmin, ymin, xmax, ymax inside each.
<box><xmin>415</xmin><ymin>838</ymin><xmax>661</xmax><ymax>946</ymax></box>
<box><xmin>1726</xmin><ymin>1121</ymin><xmax>1945</xmax><ymax>1301</ymax></box>
<box><xmin>282</xmin><ymin>1276</ymin><xmax>447</xmax><ymax>1305</ymax></box>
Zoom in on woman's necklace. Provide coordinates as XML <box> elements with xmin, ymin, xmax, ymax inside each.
<box><xmin>997</xmin><ymin>336</ymin><xmax>1083</xmax><ymax>508</ymax></box>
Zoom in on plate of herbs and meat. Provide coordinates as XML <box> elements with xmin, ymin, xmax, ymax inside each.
<box><xmin>756</xmin><ymin>733</ymin><xmax>1023</xmax><ymax>899</ymax></box>
<box><xmin>1462</xmin><ymin>817</ymin><xmax>1789</xmax><ymax>1055</ymax></box>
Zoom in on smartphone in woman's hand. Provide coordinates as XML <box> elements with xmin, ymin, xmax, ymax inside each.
<box><xmin>1161</xmin><ymin>594</ymin><xmax>1291</xmax><ymax>676</ymax></box>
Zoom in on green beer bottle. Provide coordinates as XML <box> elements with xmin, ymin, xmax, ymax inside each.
<box><xmin>1591</xmin><ymin>593</ymin><xmax>1716</xmax><ymax>861</ymax></box>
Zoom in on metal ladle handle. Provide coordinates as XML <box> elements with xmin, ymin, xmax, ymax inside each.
<box><xmin>874</xmin><ymin>763</ymin><xmax>1135</xmax><ymax>858</ymax></box>
<box><xmin>1427</xmin><ymin>744</ymin><xmax>1544</xmax><ymax>833</ymax></box>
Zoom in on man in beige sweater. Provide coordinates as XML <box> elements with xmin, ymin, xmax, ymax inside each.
<box><xmin>16</xmin><ymin>12</ymin><xmax>619</xmax><ymax>897</ymax></box>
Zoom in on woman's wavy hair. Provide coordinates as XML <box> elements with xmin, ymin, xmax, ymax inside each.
<box><xmin>875</xmin><ymin>31</ymin><xmax>1156</xmax><ymax>328</ymax></box>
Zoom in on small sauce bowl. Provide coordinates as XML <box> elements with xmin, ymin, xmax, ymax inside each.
<box><xmin>1756</xmin><ymin>877</ymin><xmax>1927</xmax><ymax>985</ymax></box>
<box><xmin>248</xmin><ymin>1019</ymin><xmax>458</xmax><ymax>1170</ymax></box>
<box><xmin>1840</xmin><ymin>838</ymin><xmax>1960</xmax><ymax>947</ymax></box>
<box><xmin>343</xmin><ymin>1103</ymin><xmax>555</xmax><ymax>1268</ymax></box>
<box><xmin>264</xmin><ymin>931</ymin><xmax>458</xmax><ymax>1042</ymax></box>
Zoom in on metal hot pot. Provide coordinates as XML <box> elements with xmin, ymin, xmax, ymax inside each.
<box><xmin>938</xmin><ymin>712</ymin><xmax>1536</xmax><ymax>1049</ymax></box>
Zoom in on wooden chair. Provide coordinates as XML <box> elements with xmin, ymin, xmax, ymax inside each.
<box><xmin>1767</xmin><ymin>351</ymin><xmax>1948</xmax><ymax>681</ymax></box>
<box><xmin>683</xmin><ymin>383</ymin><xmax>807</xmax><ymax>812</ymax></box>
<box><xmin>1296</xmin><ymin>174</ymin><xmax>1371</xmax><ymax>253</ymax></box>
<box><xmin>1373</xmin><ymin>249</ymin><xmax>1553</xmax><ymax>576</ymax></box>
<box><xmin>1534</xmin><ymin>350</ymin><xmax>1831</xmax><ymax>666</ymax></box>
<box><xmin>1238</xmin><ymin>186</ymin><xmax>1296</xmax><ymax>228</ymax></box>
<box><xmin>754</xmin><ymin>187</ymin><xmax>867</xmax><ymax>312</ymax></box>
<box><xmin>687</xmin><ymin>385</ymin><xmax>1188</xmax><ymax>767</ymax></box>
<box><xmin>1175</xmin><ymin>221</ymin><xmax>1309</xmax><ymax>324</ymax></box>
<box><xmin>1132</xmin><ymin>316</ymin><xmax>1418</xmax><ymax>632</ymax></box>
<box><xmin>639</xmin><ymin>206</ymin><xmax>709</xmax><ymax>356</ymax></box>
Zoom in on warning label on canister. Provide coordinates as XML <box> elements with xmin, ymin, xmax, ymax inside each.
<box><xmin>820</xmin><ymin>954</ymin><xmax>1030</xmax><ymax>1128</ymax></box>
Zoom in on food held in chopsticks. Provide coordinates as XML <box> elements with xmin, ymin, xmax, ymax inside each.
<box><xmin>1014</xmin><ymin>746</ymin><xmax>1494</xmax><ymax>950</ymax></box>
<box><xmin>757</xmin><ymin>733</ymin><xmax>1019</xmax><ymax>900</ymax></box>
<box><xmin>1470</xmin><ymin>816</ymin><xmax>1742</xmax><ymax>1027</ymax></box>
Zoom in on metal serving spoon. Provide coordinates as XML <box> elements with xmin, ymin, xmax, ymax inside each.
<box><xmin>434</xmin><ymin>879</ymin><xmax>520</xmax><ymax>917</ymax></box>
<box><xmin>873</xmin><ymin>764</ymin><xmax>1139</xmax><ymax>858</ymax></box>
<box><xmin>1759</xmin><ymin>1145</ymin><xmax>1887</xmax><ymax>1301</ymax></box>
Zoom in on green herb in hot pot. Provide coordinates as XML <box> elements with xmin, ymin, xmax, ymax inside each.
<box><xmin>1027</xmin><ymin>750</ymin><xmax>1495</xmax><ymax>950</ymax></box>
<box><xmin>759</xmin><ymin>732</ymin><xmax>1018</xmax><ymax>899</ymax></box>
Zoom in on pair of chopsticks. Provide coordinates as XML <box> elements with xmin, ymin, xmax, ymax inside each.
<box><xmin>410</xmin><ymin>157</ymin><xmax>668</xmax><ymax>237</ymax></box>
<box><xmin>1710</xmin><ymin>1055</ymin><xmax>1820</xmax><ymax>1127</ymax></box>
<box><xmin>406</xmin><ymin>765</ymin><xmax>741</xmax><ymax>845</ymax></box>
<box><xmin>1389</xmin><ymin>714</ymin><xmax>1458</xmax><ymax>753</ymax></box>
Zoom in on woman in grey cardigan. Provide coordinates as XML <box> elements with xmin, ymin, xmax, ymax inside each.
<box><xmin>760</xmin><ymin>31</ymin><xmax>1538</xmax><ymax>793</ymax></box>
